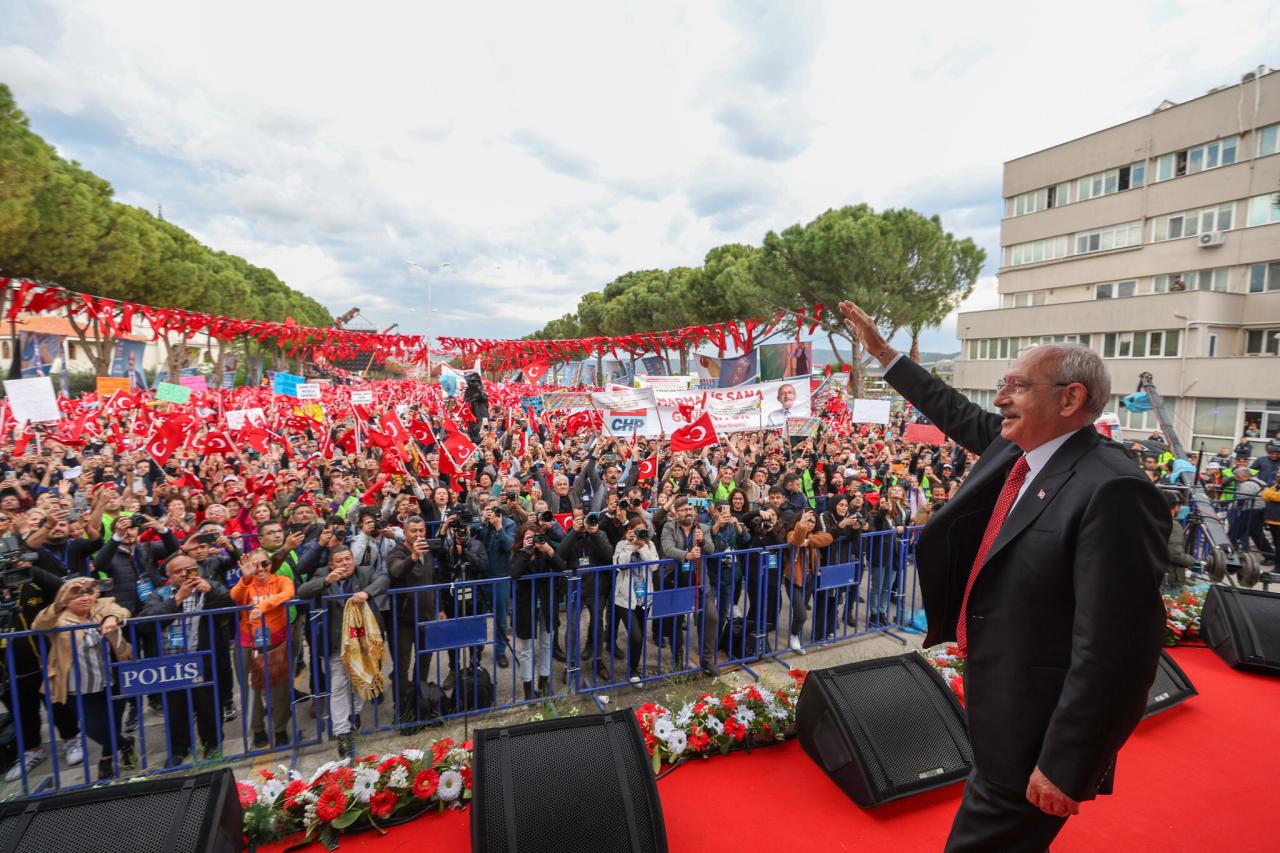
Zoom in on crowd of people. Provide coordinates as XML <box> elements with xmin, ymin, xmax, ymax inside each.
<box><xmin>0</xmin><ymin>368</ymin><xmax>1268</xmax><ymax>781</ymax></box>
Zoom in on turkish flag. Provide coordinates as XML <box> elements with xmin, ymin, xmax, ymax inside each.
<box><xmin>241</xmin><ymin>425</ymin><xmax>271</xmax><ymax>454</ymax></box>
<box><xmin>145</xmin><ymin>420</ymin><xmax>185</xmax><ymax>466</ymax></box>
<box><xmin>439</xmin><ymin>419</ymin><xmax>478</xmax><ymax>472</ymax></box>
<box><xmin>636</xmin><ymin>456</ymin><xmax>658</xmax><ymax>481</ymax></box>
<box><xmin>380</xmin><ymin>411</ymin><xmax>411</xmax><ymax>458</ymax></box>
<box><xmin>202</xmin><ymin>430</ymin><xmax>235</xmax><ymax>454</ymax></box>
<box><xmin>554</xmin><ymin>513</ymin><xmax>574</xmax><ymax>533</ymax></box>
<box><xmin>523</xmin><ymin>361</ymin><xmax>550</xmax><ymax>384</ymax></box>
<box><xmin>669</xmin><ymin>412</ymin><xmax>718</xmax><ymax>452</ymax></box>
<box><xmin>408</xmin><ymin>418</ymin><xmax>435</xmax><ymax>446</ymax></box>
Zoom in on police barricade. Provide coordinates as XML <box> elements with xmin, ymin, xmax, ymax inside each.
<box><xmin>1</xmin><ymin>600</ymin><xmax>325</xmax><ymax>797</ymax></box>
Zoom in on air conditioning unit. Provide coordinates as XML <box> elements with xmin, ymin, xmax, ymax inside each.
<box><xmin>1198</xmin><ymin>231</ymin><xmax>1225</xmax><ymax>248</ymax></box>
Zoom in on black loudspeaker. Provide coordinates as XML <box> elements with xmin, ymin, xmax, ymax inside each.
<box><xmin>1201</xmin><ymin>585</ymin><xmax>1280</xmax><ymax>674</ymax></box>
<box><xmin>471</xmin><ymin>710</ymin><xmax>667</xmax><ymax>853</ymax></box>
<box><xmin>796</xmin><ymin>652</ymin><xmax>973</xmax><ymax>807</ymax></box>
<box><xmin>0</xmin><ymin>768</ymin><xmax>242</xmax><ymax>852</ymax></box>
<box><xmin>1144</xmin><ymin>650</ymin><xmax>1198</xmax><ymax>717</ymax></box>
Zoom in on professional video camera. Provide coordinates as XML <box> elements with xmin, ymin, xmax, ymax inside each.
<box><xmin>0</xmin><ymin>537</ymin><xmax>38</xmax><ymax>631</ymax></box>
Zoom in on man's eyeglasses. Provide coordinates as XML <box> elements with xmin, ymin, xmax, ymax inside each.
<box><xmin>255</xmin><ymin>559</ymin><xmax>272</xmax><ymax>568</ymax></box>
<box><xmin>0</xmin><ymin>516</ymin><xmax>9</xmax><ymax>523</ymax></box>
<box><xmin>995</xmin><ymin>379</ymin><xmax>1070</xmax><ymax>395</ymax></box>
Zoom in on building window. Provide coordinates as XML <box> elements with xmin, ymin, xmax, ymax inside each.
<box><xmin>969</xmin><ymin>337</ymin><xmax>1019</xmax><ymax>360</ymax></box>
<box><xmin>1074</xmin><ymin>221</ymin><xmax>1141</xmax><ymax>255</ymax></box>
<box><xmin>67</xmin><ymin>342</ymin><xmax>78</xmax><ymax>360</ymax></box>
<box><xmin>1103</xmin><ymin>330</ymin><xmax>1180</xmax><ymax>358</ymax></box>
<box><xmin>1111</xmin><ymin>395</ymin><xmax>1159</xmax><ymax>431</ymax></box>
<box><xmin>1249</xmin><ymin>262</ymin><xmax>1280</xmax><ymax>293</ymax></box>
<box><xmin>1257</xmin><ymin>123</ymin><xmax>1278</xmax><ymax>158</ymax></box>
<box><xmin>1245</xmin><ymin>329</ymin><xmax>1280</xmax><ymax>355</ymax></box>
<box><xmin>1095</xmin><ymin>280</ymin><xmax>1137</xmax><ymax>300</ymax></box>
<box><xmin>1152</xmin><ymin>203</ymin><xmax>1235</xmax><ymax>242</ymax></box>
<box><xmin>1246</xmin><ymin>193</ymin><xmax>1280</xmax><ymax>227</ymax></box>
<box><xmin>1010</xmin><ymin>291</ymin><xmax>1047</xmax><ymax>308</ymax></box>
<box><xmin>1153</xmin><ymin>136</ymin><xmax>1239</xmax><ymax>182</ymax></box>
<box><xmin>1007</xmin><ymin>236</ymin><xmax>1070</xmax><ymax>266</ymax></box>
<box><xmin>0</xmin><ymin>341</ymin><xmax>8</xmax><ymax>360</ymax></box>
<box><xmin>1024</xmin><ymin>334</ymin><xmax>1090</xmax><ymax>349</ymax></box>
<box><xmin>1154</xmin><ymin>269</ymin><xmax>1229</xmax><ymax>293</ymax></box>
<box><xmin>1208</xmin><ymin>333</ymin><xmax>1218</xmax><ymax>358</ymax></box>
<box><xmin>1194</xmin><ymin>398</ymin><xmax>1238</xmax><ymax>438</ymax></box>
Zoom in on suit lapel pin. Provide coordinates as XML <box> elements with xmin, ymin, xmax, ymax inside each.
<box><xmin>1037</xmin><ymin>489</ymin><xmax>1046</xmax><ymax>500</ymax></box>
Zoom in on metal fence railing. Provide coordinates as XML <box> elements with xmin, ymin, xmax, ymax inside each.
<box><xmin>0</xmin><ymin>525</ymin><xmax>924</xmax><ymax>797</ymax></box>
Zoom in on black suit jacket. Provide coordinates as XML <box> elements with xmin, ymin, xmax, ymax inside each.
<box><xmin>887</xmin><ymin>357</ymin><xmax>1166</xmax><ymax>802</ymax></box>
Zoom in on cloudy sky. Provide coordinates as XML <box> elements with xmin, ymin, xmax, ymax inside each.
<box><xmin>2</xmin><ymin>0</ymin><xmax>1277</xmax><ymax>354</ymax></box>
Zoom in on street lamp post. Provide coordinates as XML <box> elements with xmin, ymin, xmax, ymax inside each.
<box><xmin>406</xmin><ymin>260</ymin><xmax>450</xmax><ymax>377</ymax></box>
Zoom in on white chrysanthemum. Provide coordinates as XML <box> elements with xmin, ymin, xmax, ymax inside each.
<box><xmin>674</xmin><ymin>704</ymin><xmax>694</xmax><ymax>727</ymax></box>
<box><xmin>664</xmin><ymin>731</ymin><xmax>688</xmax><ymax>756</ymax></box>
<box><xmin>438</xmin><ymin>770</ymin><xmax>464</xmax><ymax>802</ymax></box>
<box><xmin>704</xmin><ymin>716</ymin><xmax>724</xmax><ymax>735</ymax></box>
<box><xmin>297</xmin><ymin>789</ymin><xmax>318</xmax><ymax>805</ymax></box>
<box><xmin>733</xmin><ymin>707</ymin><xmax>755</xmax><ymax>726</ymax></box>
<box><xmin>353</xmin><ymin>768</ymin><xmax>380</xmax><ymax>803</ymax></box>
<box><xmin>770</xmin><ymin>706</ymin><xmax>790</xmax><ymax>720</ymax></box>
<box><xmin>703</xmin><ymin>696</ymin><xmax>720</xmax><ymax>706</ymax></box>
<box><xmin>388</xmin><ymin>767</ymin><xmax>410</xmax><ymax>789</ymax></box>
<box><xmin>1170</xmin><ymin>608</ymin><xmax>1186</xmax><ymax>620</ymax></box>
<box><xmin>261</xmin><ymin>778</ymin><xmax>285</xmax><ymax>803</ymax></box>
<box><xmin>402</xmin><ymin>748</ymin><xmax>425</xmax><ymax>762</ymax></box>
<box><xmin>304</xmin><ymin>803</ymin><xmax>318</xmax><ymax>825</ymax></box>
<box><xmin>378</xmin><ymin>754</ymin><xmax>397</xmax><ymax>764</ymax></box>
<box><xmin>652</xmin><ymin>717</ymin><xmax>675</xmax><ymax>739</ymax></box>
<box><xmin>309</xmin><ymin>761</ymin><xmax>338</xmax><ymax>784</ymax></box>
<box><xmin>941</xmin><ymin>667</ymin><xmax>959</xmax><ymax>681</ymax></box>
<box><xmin>448</xmin><ymin>748</ymin><xmax>470</xmax><ymax>766</ymax></box>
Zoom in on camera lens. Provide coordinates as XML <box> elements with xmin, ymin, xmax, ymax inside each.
<box><xmin>585</xmin><ymin>512</ymin><xmax>600</xmax><ymax>526</ymax></box>
<box><xmin>617</xmin><ymin>499</ymin><xmax>629</xmax><ymax>510</ymax></box>
<box><xmin>538</xmin><ymin>511</ymin><xmax>554</xmax><ymax>524</ymax></box>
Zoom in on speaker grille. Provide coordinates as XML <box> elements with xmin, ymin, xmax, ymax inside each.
<box><xmin>474</xmin><ymin>712</ymin><xmax>664</xmax><ymax>853</ymax></box>
<box><xmin>1236</xmin><ymin>591</ymin><xmax>1280</xmax><ymax>661</ymax></box>
<box><xmin>820</xmin><ymin>659</ymin><xmax>972</xmax><ymax>797</ymax></box>
<box><xmin>1204</xmin><ymin>586</ymin><xmax>1280</xmax><ymax>672</ymax></box>
<box><xmin>1144</xmin><ymin>651</ymin><xmax>1197</xmax><ymax>717</ymax></box>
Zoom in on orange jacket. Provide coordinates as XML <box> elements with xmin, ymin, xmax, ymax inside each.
<box><xmin>785</xmin><ymin>521</ymin><xmax>834</xmax><ymax>587</ymax></box>
<box><xmin>231</xmin><ymin>572</ymin><xmax>294</xmax><ymax>648</ymax></box>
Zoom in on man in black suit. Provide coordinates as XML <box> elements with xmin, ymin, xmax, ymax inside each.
<box><xmin>839</xmin><ymin>301</ymin><xmax>1166</xmax><ymax>851</ymax></box>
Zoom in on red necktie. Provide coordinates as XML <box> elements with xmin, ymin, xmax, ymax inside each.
<box><xmin>956</xmin><ymin>456</ymin><xmax>1030</xmax><ymax>653</ymax></box>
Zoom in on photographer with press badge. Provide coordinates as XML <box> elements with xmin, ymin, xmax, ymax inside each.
<box><xmin>385</xmin><ymin>516</ymin><xmax>442</xmax><ymax>732</ymax></box>
<box><xmin>510</xmin><ymin>523</ymin><xmax>565</xmax><ymax>699</ymax></box>
<box><xmin>438</xmin><ymin>509</ymin><xmax>487</xmax><ymax>691</ymax></box>
<box><xmin>1</xmin><ymin>539</ymin><xmax>82</xmax><ymax>782</ymax></box>
<box><xmin>556</xmin><ymin>508</ymin><xmax>616</xmax><ymax>682</ymax></box>
<box><xmin>612</xmin><ymin>519</ymin><xmax>658</xmax><ymax>684</ymax></box>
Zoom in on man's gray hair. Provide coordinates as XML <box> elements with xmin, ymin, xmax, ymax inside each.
<box><xmin>1038</xmin><ymin>343</ymin><xmax>1110</xmax><ymax>418</ymax></box>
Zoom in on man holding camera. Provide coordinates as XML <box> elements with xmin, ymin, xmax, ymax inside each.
<box><xmin>658</xmin><ymin>496</ymin><xmax>721</xmax><ymax>677</ymax></box>
<box><xmin>556</xmin><ymin>507</ymin><xmax>617</xmax><ymax>682</ymax></box>
<box><xmin>439</xmin><ymin>510</ymin><xmax>488</xmax><ymax>688</ymax></box>
<box><xmin>475</xmin><ymin>497</ymin><xmax>515</xmax><ymax>668</ymax></box>
<box><xmin>139</xmin><ymin>553</ymin><xmax>233</xmax><ymax>765</ymax></box>
<box><xmin>385</xmin><ymin>516</ymin><xmax>443</xmax><ymax>732</ymax></box>
<box><xmin>91</xmin><ymin>513</ymin><xmax>178</xmax><ymax>619</ymax></box>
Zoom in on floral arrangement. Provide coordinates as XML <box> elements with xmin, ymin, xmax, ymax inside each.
<box><xmin>1163</xmin><ymin>587</ymin><xmax>1206</xmax><ymax>646</ymax></box>
<box><xmin>633</xmin><ymin>670</ymin><xmax>807</xmax><ymax>771</ymax></box>
<box><xmin>239</xmin><ymin>737</ymin><xmax>473</xmax><ymax>849</ymax></box>
<box><xmin>921</xmin><ymin>644</ymin><xmax>965</xmax><ymax>705</ymax></box>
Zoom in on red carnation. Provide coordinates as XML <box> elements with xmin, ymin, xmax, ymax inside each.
<box><xmin>412</xmin><ymin>769</ymin><xmax>440</xmax><ymax>800</ymax></box>
<box><xmin>460</xmin><ymin>740</ymin><xmax>473</xmax><ymax>752</ymax></box>
<box><xmin>431</xmin><ymin>738</ymin><xmax>456</xmax><ymax>764</ymax></box>
<box><xmin>258</xmin><ymin>769</ymin><xmax>276</xmax><ymax>781</ymax></box>
<box><xmin>316</xmin><ymin>785</ymin><xmax>348</xmax><ymax>823</ymax></box>
<box><xmin>369</xmin><ymin>790</ymin><xmax>397</xmax><ymax>820</ymax></box>
<box><xmin>721</xmin><ymin>694</ymin><xmax>738</xmax><ymax>713</ymax></box>
<box><xmin>461</xmin><ymin>766</ymin><xmax>472</xmax><ymax>791</ymax></box>
<box><xmin>378</xmin><ymin>756</ymin><xmax>411</xmax><ymax>777</ymax></box>
<box><xmin>324</xmin><ymin>766</ymin><xmax>355</xmax><ymax>789</ymax></box>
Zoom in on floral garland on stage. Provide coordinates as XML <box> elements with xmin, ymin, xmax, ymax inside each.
<box><xmin>1163</xmin><ymin>587</ymin><xmax>1207</xmax><ymax>646</ymax></box>
<box><xmin>921</xmin><ymin>644</ymin><xmax>965</xmax><ymax>704</ymax></box>
<box><xmin>633</xmin><ymin>670</ymin><xmax>807</xmax><ymax>770</ymax></box>
<box><xmin>239</xmin><ymin>738</ymin><xmax>473</xmax><ymax>849</ymax></box>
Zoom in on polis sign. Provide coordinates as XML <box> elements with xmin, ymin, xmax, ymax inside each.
<box><xmin>116</xmin><ymin>653</ymin><xmax>205</xmax><ymax>696</ymax></box>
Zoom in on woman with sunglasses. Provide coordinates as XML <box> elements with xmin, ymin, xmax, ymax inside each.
<box><xmin>230</xmin><ymin>548</ymin><xmax>295</xmax><ymax>749</ymax></box>
<box><xmin>31</xmin><ymin>579</ymin><xmax>134</xmax><ymax>781</ymax></box>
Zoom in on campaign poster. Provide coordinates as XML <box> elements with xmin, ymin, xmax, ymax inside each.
<box><xmin>579</xmin><ymin>362</ymin><xmax>598</xmax><ymax>387</ymax></box>
<box><xmin>694</xmin><ymin>353</ymin><xmax>721</xmax><ymax>384</ymax></box>
<box><xmin>639</xmin><ymin>355</ymin><xmax>669</xmax><ymax>376</ymax></box>
<box><xmin>654</xmin><ymin>378</ymin><xmax>810</xmax><ymax>434</ymax></box>
<box><xmin>109</xmin><ymin>340</ymin><xmax>150</xmax><ymax>390</ymax></box>
<box><xmin>716</xmin><ymin>350</ymin><xmax>758</xmax><ymax>388</ymax></box>
<box><xmin>18</xmin><ymin>333</ymin><xmax>64</xmax><ymax>379</ymax></box>
<box><xmin>758</xmin><ymin>341</ymin><xmax>813</xmax><ymax>381</ymax></box>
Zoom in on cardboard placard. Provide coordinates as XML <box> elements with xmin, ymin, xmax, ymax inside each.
<box><xmin>3</xmin><ymin>377</ymin><xmax>60</xmax><ymax>423</ymax></box>
<box><xmin>155</xmin><ymin>382</ymin><xmax>192</xmax><ymax>404</ymax></box>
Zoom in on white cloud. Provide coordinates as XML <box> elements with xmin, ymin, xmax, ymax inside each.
<box><xmin>2</xmin><ymin>0</ymin><xmax>1278</xmax><ymax>350</ymax></box>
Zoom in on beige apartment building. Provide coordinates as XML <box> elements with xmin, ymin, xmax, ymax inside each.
<box><xmin>953</xmin><ymin>65</ymin><xmax>1280</xmax><ymax>457</ymax></box>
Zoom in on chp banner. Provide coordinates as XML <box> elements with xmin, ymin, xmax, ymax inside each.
<box><xmin>653</xmin><ymin>378</ymin><xmax>811</xmax><ymax>435</ymax></box>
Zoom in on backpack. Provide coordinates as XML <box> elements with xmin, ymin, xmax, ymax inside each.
<box><xmin>452</xmin><ymin>664</ymin><xmax>495</xmax><ymax>712</ymax></box>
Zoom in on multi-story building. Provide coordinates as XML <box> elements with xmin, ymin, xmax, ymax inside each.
<box><xmin>954</xmin><ymin>65</ymin><xmax>1280</xmax><ymax>458</ymax></box>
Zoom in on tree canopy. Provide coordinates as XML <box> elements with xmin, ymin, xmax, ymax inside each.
<box><xmin>529</xmin><ymin>205</ymin><xmax>985</xmax><ymax>394</ymax></box>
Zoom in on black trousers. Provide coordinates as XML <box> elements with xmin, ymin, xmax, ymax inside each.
<box><xmin>11</xmin><ymin>669</ymin><xmax>80</xmax><ymax>748</ymax></box>
<box><xmin>164</xmin><ymin>684</ymin><xmax>220</xmax><ymax>763</ymax></box>
<box><xmin>945</xmin><ymin>769</ymin><xmax>1068</xmax><ymax>853</ymax></box>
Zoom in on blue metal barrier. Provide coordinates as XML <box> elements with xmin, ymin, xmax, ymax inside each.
<box><xmin>1</xmin><ymin>525</ymin><xmax>924</xmax><ymax>796</ymax></box>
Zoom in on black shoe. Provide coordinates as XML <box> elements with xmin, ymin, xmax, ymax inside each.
<box><xmin>496</xmin><ymin>652</ymin><xmax>510</xmax><ymax>669</ymax></box>
<box><xmin>522</xmin><ymin>681</ymin><xmax>537</xmax><ymax>701</ymax></box>
<box><xmin>537</xmin><ymin>675</ymin><xmax>549</xmax><ymax>695</ymax></box>
<box><xmin>273</xmin><ymin>730</ymin><xmax>291</xmax><ymax>748</ymax></box>
<box><xmin>701</xmin><ymin>659</ymin><xmax>721</xmax><ymax>678</ymax></box>
<box><xmin>98</xmin><ymin>756</ymin><xmax>116</xmax><ymax>781</ymax></box>
<box><xmin>596</xmin><ymin>662</ymin><xmax>612</xmax><ymax>681</ymax></box>
<box><xmin>552</xmin><ymin>646</ymin><xmax>567</xmax><ymax>663</ymax></box>
<box><xmin>336</xmin><ymin>734</ymin><xmax>354</xmax><ymax>760</ymax></box>
<box><xmin>443</xmin><ymin>668</ymin><xmax>457</xmax><ymax>692</ymax></box>
<box><xmin>252</xmin><ymin>731</ymin><xmax>269</xmax><ymax>749</ymax></box>
<box><xmin>612</xmin><ymin>645</ymin><xmax>626</xmax><ymax>661</ymax></box>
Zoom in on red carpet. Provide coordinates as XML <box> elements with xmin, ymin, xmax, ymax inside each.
<box><xmin>264</xmin><ymin>647</ymin><xmax>1277</xmax><ymax>852</ymax></box>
